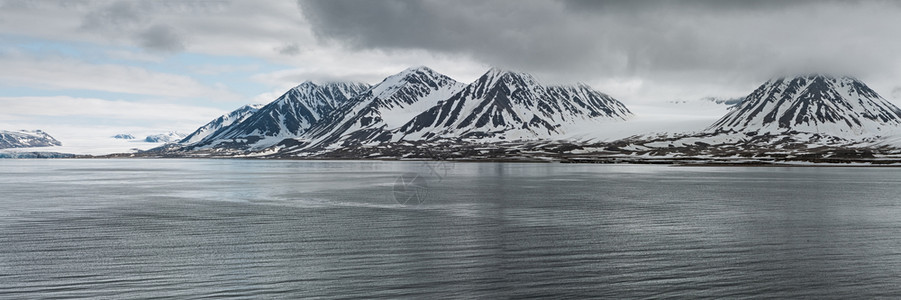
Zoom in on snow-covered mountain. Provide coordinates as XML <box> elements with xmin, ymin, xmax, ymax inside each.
<box><xmin>396</xmin><ymin>68</ymin><xmax>632</xmax><ymax>141</ymax></box>
<box><xmin>140</xmin><ymin>70</ymin><xmax>901</xmax><ymax>163</ymax></box>
<box><xmin>0</xmin><ymin>130</ymin><xmax>62</xmax><ymax>149</ymax></box>
<box><xmin>192</xmin><ymin>81</ymin><xmax>370</xmax><ymax>149</ymax></box>
<box><xmin>594</xmin><ymin>75</ymin><xmax>901</xmax><ymax>161</ymax></box>
<box><xmin>171</xmin><ymin>66</ymin><xmax>633</xmax><ymax>156</ymax></box>
<box><xmin>144</xmin><ymin>132</ymin><xmax>187</xmax><ymax>143</ymax></box>
<box><xmin>708</xmin><ymin>75</ymin><xmax>901</xmax><ymax>137</ymax></box>
<box><xmin>112</xmin><ymin>134</ymin><xmax>136</xmax><ymax>140</ymax></box>
<box><xmin>301</xmin><ymin>66</ymin><xmax>465</xmax><ymax>148</ymax></box>
<box><xmin>180</xmin><ymin>104</ymin><xmax>263</xmax><ymax>144</ymax></box>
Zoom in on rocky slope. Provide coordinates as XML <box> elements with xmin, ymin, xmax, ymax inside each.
<box><xmin>190</xmin><ymin>81</ymin><xmax>370</xmax><ymax>150</ymax></box>
<box><xmin>708</xmin><ymin>75</ymin><xmax>901</xmax><ymax>137</ymax></box>
<box><xmin>300</xmin><ymin>66</ymin><xmax>466</xmax><ymax>149</ymax></box>
<box><xmin>180</xmin><ymin>104</ymin><xmax>264</xmax><ymax>144</ymax></box>
<box><xmin>396</xmin><ymin>68</ymin><xmax>632</xmax><ymax>142</ymax></box>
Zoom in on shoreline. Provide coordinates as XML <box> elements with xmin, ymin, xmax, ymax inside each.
<box><xmin>5</xmin><ymin>153</ymin><xmax>901</xmax><ymax>167</ymax></box>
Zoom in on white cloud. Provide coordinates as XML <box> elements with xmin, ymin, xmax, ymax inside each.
<box><xmin>0</xmin><ymin>51</ymin><xmax>240</xmax><ymax>100</ymax></box>
<box><xmin>0</xmin><ymin>96</ymin><xmax>224</xmax><ymax>121</ymax></box>
<box><xmin>0</xmin><ymin>1</ymin><xmax>311</xmax><ymax>61</ymax></box>
<box><xmin>0</xmin><ymin>1</ymin><xmax>486</xmax><ymax>86</ymax></box>
<box><xmin>189</xmin><ymin>64</ymin><xmax>260</xmax><ymax>76</ymax></box>
<box><xmin>250</xmin><ymin>48</ymin><xmax>486</xmax><ymax>87</ymax></box>
<box><xmin>3</xmin><ymin>0</ymin><xmax>900</xmax><ymax>125</ymax></box>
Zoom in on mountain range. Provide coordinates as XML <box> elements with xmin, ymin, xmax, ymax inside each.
<box><xmin>141</xmin><ymin>69</ymin><xmax>901</xmax><ymax>163</ymax></box>
<box><xmin>158</xmin><ymin>66</ymin><xmax>633</xmax><ymax>157</ymax></box>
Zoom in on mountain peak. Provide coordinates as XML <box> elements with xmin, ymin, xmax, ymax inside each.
<box><xmin>368</xmin><ymin>66</ymin><xmax>458</xmax><ymax>99</ymax></box>
<box><xmin>295</xmin><ymin>80</ymin><xmax>317</xmax><ymax>89</ymax></box>
<box><xmin>382</xmin><ymin>66</ymin><xmax>443</xmax><ymax>82</ymax></box>
<box><xmin>180</xmin><ymin>104</ymin><xmax>266</xmax><ymax>144</ymax></box>
<box><xmin>768</xmin><ymin>74</ymin><xmax>863</xmax><ymax>86</ymax></box>
<box><xmin>292</xmin><ymin>81</ymin><xmax>371</xmax><ymax>93</ymax></box>
<box><xmin>790</xmin><ymin>74</ymin><xmax>837</xmax><ymax>80</ymax></box>
<box><xmin>485</xmin><ymin>66</ymin><xmax>509</xmax><ymax>76</ymax></box>
<box><xmin>401</xmin><ymin>65</ymin><xmax>435</xmax><ymax>74</ymax></box>
<box><xmin>399</xmin><ymin>66</ymin><xmax>452</xmax><ymax>83</ymax></box>
<box><xmin>483</xmin><ymin>67</ymin><xmax>532</xmax><ymax>79</ymax></box>
<box><xmin>375</xmin><ymin>66</ymin><xmax>444</xmax><ymax>84</ymax></box>
<box><xmin>708</xmin><ymin>75</ymin><xmax>901</xmax><ymax>137</ymax></box>
<box><xmin>476</xmin><ymin>67</ymin><xmax>539</xmax><ymax>91</ymax></box>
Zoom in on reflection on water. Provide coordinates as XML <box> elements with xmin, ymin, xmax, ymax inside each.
<box><xmin>1</xmin><ymin>159</ymin><xmax>901</xmax><ymax>298</ymax></box>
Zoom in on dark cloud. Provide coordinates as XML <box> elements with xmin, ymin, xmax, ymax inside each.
<box><xmin>561</xmin><ymin>0</ymin><xmax>823</xmax><ymax>12</ymax></box>
<box><xmin>298</xmin><ymin>0</ymin><xmax>901</xmax><ymax>86</ymax></box>
<box><xmin>298</xmin><ymin>0</ymin><xmax>585</xmax><ymax>71</ymax></box>
<box><xmin>76</xmin><ymin>0</ymin><xmax>229</xmax><ymax>53</ymax></box>
<box><xmin>138</xmin><ymin>25</ymin><xmax>185</xmax><ymax>53</ymax></box>
<box><xmin>277</xmin><ymin>43</ymin><xmax>301</xmax><ymax>56</ymax></box>
<box><xmin>80</xmin><ymin>1</ymin><xmax>147</xmax><ymax>31</ymax></box>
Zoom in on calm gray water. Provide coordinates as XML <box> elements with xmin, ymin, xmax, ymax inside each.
<box><xmin>2</xmin><ymin>159</ymin><xmax>901</xmax><ymax>298</ymax></box>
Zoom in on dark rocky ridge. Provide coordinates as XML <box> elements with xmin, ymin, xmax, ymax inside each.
<box><xmin>187</xmin><ymin>81</ymin><xmax>370</xmax><ymax>150</ymax></box>
<box><xmin>396</xmin><ymin>68</ymin><xmax>632</xmax><ymax>141</ymax></box>
<box><xmin>300</xmin><ymin>66</ymin><xmax>465</xmax><ymax>149</ymax></box>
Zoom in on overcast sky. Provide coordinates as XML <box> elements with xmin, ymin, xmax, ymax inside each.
<box><xmin>3</xmin><ymin>0</ymin><xmax>901</xmax><ymax>143</ymax></box>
